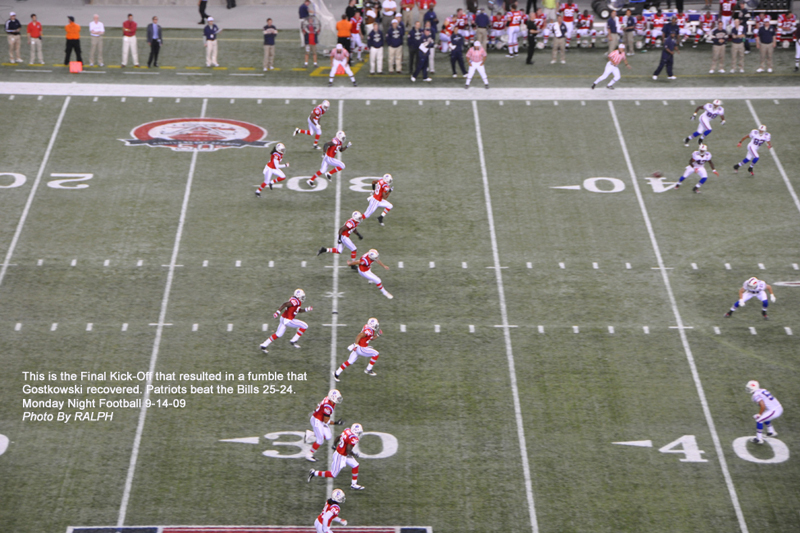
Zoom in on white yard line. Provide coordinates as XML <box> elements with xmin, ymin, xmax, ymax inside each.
<box><xmin>472</xmin><ymin>101</ymin><xmax>538</xmax><ymax>533</ymax></box>
<box><xmin>117</xmin><ymin>98</ymin><xmax>208</xmax><ymax>527</ymax></box>
<box><xmin>0</xmin><ymin>96</ymin><xmax>70</xmax><ymax>288</ymax></box>
<box><xmin>745</xmin><ymin>100</ymin><xmax>800</xmax><ymax>215</ymax></box>
<box><xmin>608</xmin><ymin>101</ymin><xmax>748</xmax><ymax>533</ymax></box>
<box><xmin>1</xmin><ymin>82</ymin><xmax>799</xmax><ymax>101</ymax></box>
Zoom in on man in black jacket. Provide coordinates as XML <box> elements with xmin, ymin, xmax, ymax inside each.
<box><xmin>146</xmin><ymin>16</ymin><xmax>162</xmax><ymax>68</ymax></box>
<box><xmin>407</xmin><ymin>20</ymin><xmax>423</xmax><ymax>74</ymax></box>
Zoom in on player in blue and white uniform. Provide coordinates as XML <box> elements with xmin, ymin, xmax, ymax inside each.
<box><xmin>724</xmin><ymin>276</ymin><xmax>776</xmax><ymax>319</ymax></box>
<box><xmin>673</xmin><ymin>144</ymin><xmax>718</xmax><ymax>193</ymax></box>
<box><xmin>733</xmin><ymin>125</ymin><xmax>772</xmax><ymax>177</ymax></box>
<box><xmin>683</xmin><ymin>100</ymin><xmax>725</xmax><ymax>146</ymax></box>
<box><xmin>745</xmin><ymin>380</ymin><xmax>783</xmax><ymax>444</ymax></box>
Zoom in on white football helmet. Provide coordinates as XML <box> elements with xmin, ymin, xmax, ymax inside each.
<box><xmin>712</xmin><ymin>99</ymin><xmax>722</xmax><ymax>108</ymax></box>
<box><xmin>328</xmin><ymin>389</ymin><xmax>343</xmax><ymax>404</ymax></box>
<box><xmin>745</xmin><ymin>277</ymin><xmax>759</xmax><ymax>291</ymax></box>
<box><xmin>350</xmin><ymin>423</ymin><xmax>364</xmax><ymax>437</ymax></box>
<box><xmin>367</xmin><ymin>317</ymin><xmax>379</xmax><ymax>330</ymax></box>
<box><xmin>321</xmin><ymin>100</ymin><xmax>330</xmax><ymax>111</ymax></box>
<box><xmin>698</xmin><ymin>144</ymin><xmax>708</xmax><ymax>153</ymax></box>
<box><xmin>367</xmin><ymin>249</ymin><xmax>379</xmax><ymax>260</ymax></box>
<box><xmin>330</xmin><ymin>488</ymin><xmax>345</xmax><ymax>504</ymax></box>
<box><xmin>745</xmin><ymin>380</ymin><xmax>759</xmax><ymax>393</ymax></box>
<box><xmin>336</xmin><ymin>130</ymin><xmax>347</xmax><ymax>142</ymax></box>
<box><xmin>383</xmin><ymin>173</ymin><xmax>393</xmax><ymax>186</ymax></box>
<box><xmin>758</xmin><ymin>124</ymin><xmax>767</xmax><ymax>134</ymax></box>
<box><xmin>351</xmin><ymin>211</ymin><xmax>363</xmax><ymax>222</ymax></box>
<box><xmin>275</xmin><ymin>142</ymin><xmax>286</xmax><ymax>154</ymax></box>
<box><xmin>293</xmin><ymin>288</ymin><xmax>306</xmax><ymax>302</ymax></box>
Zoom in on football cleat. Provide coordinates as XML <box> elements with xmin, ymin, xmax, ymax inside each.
<box><xmin>767</xmin><ymin>427</ymin><xmax>778</xmax><ymax>436</ymax></box>
<box><xmin>294</xmin><ymin>288</ymin><xmax>306</xmax><ymax>302</ymax></box>
<box><xmin>255</xmin><ymin>189</ymin><xmax>261</xmax><ymax>198</ymax></box>
<box><xmin>733</xmin><ymin>163</ymin><xmax>740</xmax><ymax>172</ymax></box>
<box><xmin>350</xmin><ymin>423</ymin><xmax>364</xmax><ymax>437</ymax></box>
<box><xmin>674</xmin><ymin>183</ymin><xmax>680</xmax><ymax>189</ymax></box>
<box><xmin>330</xmin><ymin>488</ymin><xmax>346</xmax><ymax>503</ymax></box>
<box><xmin>377</xmin><ymin>215</ymin><xmax>384</xmax><ymax>226</ymax></box>
<box><xmin>383</xmin><ymin>173</ymin><xmax>393</xmax><ymax>186</ymax></box>
<box><xmin>317</xmin><ymin>247</ymin><xmax>327</xmax><ymax>256</ymax></box>
<box><xmin>307</xmin><ymin>179</ymin><xmax>316</xmax><ymax>188</ymax></box>
<box><xmin>305</xmin><ymin>452</ymin><xmax>317</xmax><ymax>462</ymax></box>
<box><xmin>276</xmin><ymin>142</ymin><xmax>286</xmax><ymax>154</ymax></box>
<box><xmin>762</xmin><ymin>310</ymin><xmax>769</xmax><ymax>320</ymax></box>
<box><xmin>351</xmin><ymin>210</ymin><xmax>363</xmax><ymax>222</ymax></box>
<box><xmin>324</xmin><ymin>172</ymin><xmax>332</xmax><ymax>181</ymax></box>
<box><xmin>328</xmin><ymin>388</ymin><xmax>343</xmax><ymax>404</ymax></box>
<box><xmin>748</xmin><ymin>167</ymin><xmax>754</xmax><ymax>176</ymax></box>
<box><xmin>698</xmin><ymin>137</ymin><xmax>704</xmax><ymax>145</ymax></box>
<box><xmin>698</xmin><ymin>144</ymin><xmax>708</xmax><ymax>153</ymax></box>
<box><xmin>268</xmin><ymin>181</ymin><xmax>273</xmax><ymax>190</ymax></box>
<box><xmin>692</xmin><ymin>186</ymin><xmax>700</xmax><ymax>193</ymax></box>
<box><xmin>321</xmin><ymin>100</ymin><xmax>330</xmax><ymax>111</ymax></box>
<box><xmin>367</xmin><ymin>317</ymin><xmax>379</xmax><ymax>330</ymax></box>
<box><xmin>365</xmin><ymin>369</ymin><xmax>377</xmax><ymax>376</ymax></box>
<box><xmin>336</xmin><ymin>130</ymin><xmax>347</xmax><ymax>143</ymax></box>
<box><xmin>350</xmin><ymin>483</ymin><xmax>365</xmax><ymax>490</ymax></box>
<box><xmin>293</xmin><ymin>128</ymin><xmax>300</xmax><ymax>136</ymax></box>
<box><xmin>745</xmin><ymin>380</ymin><xmax>760</xmax><ymax>393</ymax></box>
<box><xmin>750</xmin><ymin>437</ymin><xmax>764</xmax><ymax>445</ymax></box>
<box><xmin>591</xmin><ymin>82</ymin><xmax>596</xmax><ymax>89</ymax></box>
<box><xmin>290</xmin><ymin>341</ymin><xmax>301</xmax><ymax>348</ymax></box>
<box><xmin>308</xmin><ymin>469</ymin><xmax>316</xmax><ymax>481</ymax></box>
<box><xmin>758</xmin><ymin>124</ymin><xmax>767</xmax><ymax>134</ymax></box>
<box><xmin>367</xmin><ymin>249</ymin><xmax>379</xmax><ymax>260</ymax></box>
<box><xmin>259</xmin><ymin>344</ymin><xmax>269</xmax><ymax>353</ymax></box>
<box><xmin>606</xmin><ymin>85</ymin><xmax>614</xmax><ymax>90</ymax></box>
<box><xmin>683</xmin><ymin>137</ymin><xmax>690</xmax><ymax>146</ymax></box>
<box><xmin>304</xmin><ymin>430</ymin><xmax>315</xmax><ymax>444</ymax></box>
<box><xmin>332</xmin><ymin>371</ymin><xmax>340</xmax><ymax>382</ymax></box>
<box><xmin>313</xmin><ymin>144</ymin><xmax>321</xmax><ymax>150</ymax></box>
<box><xmin>381</xmin><ymin>290</ymin><xmax>393</xmax><ymax>299</ymax></box>
<box><xmin>745</xmin><ymin>277</ymin><xmax>759</xmax><ymax>291</ymax></box>
<box><xmin>724</xmin><ymin>311</ymin><xmax>733</xmax><ymax>317</ymax></box>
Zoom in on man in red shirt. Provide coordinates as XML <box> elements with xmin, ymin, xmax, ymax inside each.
<box><xmin>27</xmin><ymin>14</ymin><xmax>43</xmax><ymax>65</ymax></box>
<box><xmin>121</xmin><ymin>13</ymin><xmax>139</xmax><ymax>67</ymax></box>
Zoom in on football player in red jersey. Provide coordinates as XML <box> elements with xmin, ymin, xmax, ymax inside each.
<box><xmin>308</xmin><ymin>423</ymin><xmax>366</xmax><ymax>490</ymax></box>
<box><xmin>305</xmin><ymin>389</ymin><xmax>342</xmax><ymax>462</ymax></box>
<box><xmin>318</xmin><ymin>211</ymin><xmax>363</xmax><ymax>261</ymax></box>
<box><xmin>363</xmin><ymin>173</ymin><xmax>394</xmax><ymax>225</ymax></box>
<box><xmin>490</xmin><ymin>11</ymin><xmax>506</xmax><ymax>49</ymax></box>
<box><xmin>559</xmin><ymin>1</ymin><xmax>578</xmax><ymax>47</ymax></box>
<box><xmin>255</xmin><ymin>143</ymin><xmax>289</xmax><ymax>197</ymax></box>
<box><xmin>308</xmin><ymin>130</ymin><xmax>351</xmax><ymax>187</ymax></box>
<box><xmin>293</xmin><ymin>100</ymin><xmax>329</xmax><ymax>149</ymax></box>
<box><xmin>720</xmin><ymin>0</ymin><xmax>734</xmax><ymax>28</ymax></box>
<box><xmin>777</xmin><ymin>12</ymin><xmax>797</xmax><ymax>45</ymax></box>
<box><xmin>504</xmin><ymin>3</ymin><xmax>525</xmax><ymax>56</ymax></box>
<box><xmin>333</xmin><ymin>318</ymin><xmax>382</xmax><ymax>381</ymax></box>
<box><xmin>347</xmin><ymin>249</ymin><xmax>393</xmax><ymax>299</ymax></box>
<box><xmin>576</xmin><ymin>9</ymin><xmax>596</xmax><ymax>47</ymax></box>
<box><xmin>314</xmin><ymin>489</ymin><xmax>347</xmax><ymax>533</ymax></box>
<box><xmin>259</xmin><ymin>289</ymin><xmax>313</xmax><ymax>353</ymax></box>
<box><xmin>694</xmin><ymin>11</ymin><xmax>715</xmax><ymax>47</ymax></box>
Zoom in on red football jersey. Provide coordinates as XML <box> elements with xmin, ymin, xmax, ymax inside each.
<box><xmin>358</xmin><ymin>254</ymin><xmax>374</xmax><ymax>272</ymax></box>
<box><xmin>335</xmin><ymin>428</ymin><xmax>359</xmax><ymax>456</ymax></box>
<box><xmin>281</xmin><ymin>297</ymin><xmax>302</xmax><ymax>320</ymax></box>
<box><xmin>560</xmin><ymin>3</ymin><xmax>578</xmax><ymax>22</ymax></box>
<box><xmin>266</xmin><ymin>151</ymin><xmax>283</xmax><ymax>170</ymax></box>
<box><xmin>316</xmin><ymin>501</ymin><xmax>341</xmax><ymax>529</ymax></box>
<box><xmin>341</xmin><ymin>217</ymin><xmax>360</xmax><ymax>237</ymax></box>
<box><xmin>578</xmin><ymin>14</ymin><xmax>594</xmax><ymax>29</ymax></box>
<box><xmin>651</xmin><ymin>13</ymin><xmax>665</xmax><ymax>28</ymax></box>
<box><xmin>492</xmin><ymin>14</ymin><xmax>506</xmax><ymax>30</ymax></box>
<box><xmin>720</xmin><ymin>0</ymin><xmax>733</xmax><ymax>17</ymax></box>
<box><xmin>310</xmin><ymin>104</ymin><xmax>326</xmax><ymax>123</ymax></box>
<box><xmin>372</xmin><ymin>179</ymin><xmax>392</xmax><ymax>201</ymax></box>
<box><xmin>357</xmin><ymin>325</ymin><xmax>377</xmax><ymax>347</ymax></box>
<box><xmin>325</xmin><ymin>137</ymin><xmax>343</xmax><ymax>158</ymax></box>
<box><xmin>350</xmin><ymin>15</ymin><xmax>362</xmax><ymax>34</ymax></box>
<box><xmin>312</xmin><ymin>396</ymin><xmax>336</xmax><ymax>422</ymax></box>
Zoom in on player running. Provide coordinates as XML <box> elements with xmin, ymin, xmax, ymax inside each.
<box><xmin>724</xmin><ymin>276</ymin><xmax>776</xmax><ymax>319</ymax></box>
<box><xmin>259</xmin><ymin>289</ymin><xmax>313</xmax><ymax>353</ymax></box>
<box><xmin>333</xmin><ymin>317</ymin><xmax>383</xmax><ymax>381</ymax></box>
<box><xmin>347</xmin><ymin>249</ymin><xmax>393</xmax><ymax>299</ymax></box>
<box><xmin>363</xmin><ymin>173</ymin><xmax>393</xmax><ymax>226</ymax></box>
<box><xmin>745</xmin><ymin>380</ymin><xmax>783</xmax><ymax>444</ymax></box>
<box><xmin>674</xmin><ymin>144</ymin><xmax>718</xmax><ymax>193</ymax></box>
<box><xmin>307</xmin><ymin>130</ymin><xmax>351</xmax><ymax>188</ymax></box>
<box><xmin>314</xmin><ymin>489</ymin><xmax>348</xmax><ymax>533</ymax></box>
<box><xmin>733</xmin><ymin>125</ymin><xmax>772</xmax><ymax>176</ymax></box>
<box><xmin>591</xmin><ymin>43</ymin><xmax>630</xmax><ymax>90</ymax></box>
<box><xmin>255</xmin><ymin>143</ymin><xmax>289</xmax><ymax>197</ymax></box>
<box><xmin>683</xmin><ymin>100</ymin><xmax>725</xmax><ymax>146</ymax></box>
<box><xmin>304</xmin><ymin>389</ymin><xmax>343</xmax><ymax>462</ymax></box>
<box><xmin>318</xmin><ymin>211</ymin><xmax>364</xmax><ymax>261</ymax></box>
<box><xmin>308</xmin><ymin>423</ymin><xmax>366</xmax><ymax>490</ymax></box>
<box><xmin>293</xmin><ymin>100</ymin><xmax>330</xmax><ymax>150</ymax></box>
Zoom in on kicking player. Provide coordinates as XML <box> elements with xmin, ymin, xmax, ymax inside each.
<box><xmin>591</xmin><ymin>43</ymin><xmax>630</xmax><ymax>90</ymax></box>
<box><xmin>745</xmin><ymin>380</ymin><xmax>783</xmax><ymax>444</ymax></box>
<box><xmin>683</xmin><ymin>100</ymin><xmax>725</xmax><ymax>146</ymax></box>
<box><xmin>308</xmin><ymin>423</ymin><xmax>366</xmax><ymax>490</ymax></box>
<box><xmin>305</xmin><ymin>389</ymin><xmax>342</xmax><ymax>462</ymax></box>
<box><xmin>259</xmin><ymin>289</ymin><xmax>312</xmax><ymax>353</ymax></box>
<box><xmin>314</xmin><ymin>489</ymin><xmax>347</xmax><ymax>533</ymax></box>
<box><xmin>293</xmin><ymin>100</ymin><xmax>329</xmax><ymax>149</ymax></box>
<box><xmin>674</xmin><ymin>144</ymin><xmax>718</xmax><ymax>193</ymax></box>
<box><xmin>724</xmin><ymin>277</ymin><xmax>776</xmax><ymax>319</ymax></box>
<box><xmin>255</xmin><ymin>143</ymin><xmax>289</xmax><ymax>197</ymax></box>
<box><xmin>363</xmin><ymin>173</ymin><xmax>393</xmax><ymax>225</ymax></box>
<box><xmin>333</xmin><ymin>317</ymin><xmax>382</xmax><ymax>381</ymax></box>
<box><xmin>318</xmin><ymin>211</ymin><xmax>363</xmax><ymax>261</ymax></box>
<box><xmin>308</xmin><ymin>130</ymin><xmax>351</xmax><ymax>187</ymax></box>
<box><xmin>733</xmin><ymin>125</ymin><xmax>772</xmax><ymax>176</ymax></box>
<box><xmin>347</xmin><ymin>249</ymin><xmax>393</xmax><ymax>299</ymax></box>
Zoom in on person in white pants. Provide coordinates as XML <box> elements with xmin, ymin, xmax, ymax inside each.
<box><xmin>347</xmin><ymin>249</ymin><xmax>393</xmax><ymax>299</ymax></box>
<box><xmin>745</xmin><ymin>380</ymin><xmax>783</xmax><ymax>444</ymax></box>
<box><xmin>465</xmin><ymin>41</ymin><xmax>489</xmax><ymax>88</ymax></box>
<box><xmin>259</xmin><ymin>289</ymin><xmax>312</xmax><ymax>353</ymax></box>
<box><xmin>591</xmin><ymin>43</ymin><xmax>630</xmax><ymax>89</ymax></box>
<box><xmin>121</xmin><ymin>13</ymin><xmax>139</xmax><ymax>66</ymax></box>
<box><xmin>333</xmin><ymin>318</ymin><xmax>382</xmax><ymax>381</ymax></box>
<box><xmin>725</xmin><ymin>277</ymin><xmax>776</xmax><ymax>319</ymax></box>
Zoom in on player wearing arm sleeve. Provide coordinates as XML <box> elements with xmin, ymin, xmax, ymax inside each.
<box><xmin>363</xmin><ymin>173</ymin><xmax>394</xmax><ymax>225</ymax></box>
<box><xmin>259</xmin><ymin>289</ymin><xmax>313</xmax><ymax>353</ymax></box>
<box><xmin>733</xmin><ymin>124</ymin><xmax>771</xmax><ymax>176</ymax></box>
<box><xmin>294</xmin><ymin>100</ymin><xmax>329</xmax><ymax>149</ymax></box>
<box><xmin>255</xmin><ymin>143</ymin><xmax>289</xmax><ymax>196</ymax></box>
<box><xmin>333</xmin><ymin>318</ymin><xmax>383</xmax><ymax>381</ymax></box>
<box><xmin>308</xmin><ymin>130</ymin><xmax>351</xmax><ymax>187</ymax></box>
<box><xmin>683</xmin><ymin>100</ymin><xmax>725</xmax><ymax>146</ymax></box>
<box><xmin>744</xmin><ymin>381</ymin><xmax>783</xmax><ymax>444</ymax></box>
<box><xmin>725</xmin><ymin>277</ymin><xmax>775</xmax><ymax>319</ymax></box>
<box><xmin>318</xmin><ymin>211</ymin><xmax>364</xmax><ymax>260</ymax></box>
<box><xmin>305</xmin><ymin>389</ymin><xmax>342</xmax><ymax>462</ymax></box>
<box><xmin>347</xmin><ymin>249</ymin><xmax>393</xmax><ymax>299</ymax></box>
<box><xmin>309</xmin><ymin>424</ymin><xmax>366</xmax><ymax>490</ymax></box>
<box><xmin>673</xmin><ymin>144</ymin><xmax>717</xmax><ymax>193</ymax></box>
<box><xmin>314</xmin><ymin>489</ymin><xmax>348</xmax><ymax>533</ymax></box>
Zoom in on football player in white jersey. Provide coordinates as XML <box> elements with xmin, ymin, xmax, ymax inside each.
<box><xmin>725</xmin><ymin>277</ymin><xmax>776</xmax><ymax>319</ymax></box>
<box><xmin>733</xmin><ymin>125</ymin><xmax>772</xmax><ymax>176</ymax></box>
<box><xmin>683</xmin><ymin>100</ymin><xmax>725</xmax><ymax>146</ymax></box>
<box><xmin>745</xmin><ymin>380</ymin><xmax>783</xmax><ymax>444</ymax></box>
<box><xmin>673</xmin><ymin>144</ymin><xmax>718</xmax><ymax>193</ymax></box>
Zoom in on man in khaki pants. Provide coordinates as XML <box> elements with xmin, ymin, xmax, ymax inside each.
<box><xmin>729</xmin><ymin>18</ymin><xmax>745</xmax><ymax>72</ymax></box>
<box><xmin>709</xmin><ymin>21</ymin><xmax>728</xmax><ymax>73</ymax></box>
<box><xmin>5</xmin><ymin>12</ymin><xmax>23</xmax><ymax>63</ymax></box>
<box><xmin>550</xmin><ymin>15</ymin><xmax>567</xmax><ymax>64</ymax></box>
<box><xmin>89</xmin><ymin>14</ymin><xmax>105</xmax><ymax>67</ymax></box>
<box><xmin>755</xmin><ymin>20</ymin><xmax>776</xmax><ymax>73</ymax></box>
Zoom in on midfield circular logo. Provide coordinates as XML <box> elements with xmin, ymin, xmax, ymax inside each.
<box><xmin>121</xmin><ymin>118</ymin><xmax>271</xmax><ymax>152</ymax></box>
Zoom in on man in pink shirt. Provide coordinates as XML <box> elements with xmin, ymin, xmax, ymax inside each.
<box><xmin>329</xmin><ymin>43</ymin><xmax>358</xmax><ymax>87</ymax></box>
<box><xmin>465</xmin><ymin>40</ymin><xmax>488</xmax><ymax>89</ymax></box>
<box><xmin>591</xmin><ymin>42</ymin><xmax>630</xmax><ymax>90</ymax></box>
<box><xmin>121</xmin><ymin>13</ymin><xmax>139</xmax><ymax>67</ymax></box>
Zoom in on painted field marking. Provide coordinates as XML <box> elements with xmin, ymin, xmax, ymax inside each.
<box><xmin>51</xmin><ymin>323</ymin><xmax>57</xmax><ymax>331</ymax></box>
<box><xmin>104</xmin><ymin>260</ymin><xmax>110</xmax><ymax>267</ymax></box>
<box><xmin>419</xmin><ymin>100</ymin><xmax>423</xmax><ymax>105</ymax></box>
<box><xmin>472</xmin><ymin>101</ymin><xmax>538</xmax><ymax>533</ymax></box>
<box><xmin>581</xmin><ymin>101</ymin><xmax>585</xmax><ymax>106</ymax></box>
<box><xmin>663</xmin><ymin>100</ymin><xmax>668</xmax><ymax>105</ymax></box>
<box><xmin>37</xmin><ymin>95</ymin><xmax>43</xmax><ymax>100</ymax></box>
<box><xmin>393</xmin><ymin>100</ymin><xmax>397</xmax><ymax>105</ymax></box>
<box><xmin>434</xmin><ymin>325</ymin><xmax>440</xmax><ymax>332</ymax></box>
<box><xmin>714</xmin><ymin>327</ymin><xmax>721</xmax><ymax>335</ymax></box>
<box><xmin>227</xmin><ymin>324</ymin><xmax>233</xmax><ymax>332</ymax></box>
<box><xmin>635</xmin><ymin>101</ymin><xmax>640</xmax><ymax>105</ymax></box>
<box><xmin>793</xmin><ymin>263</ymin><xmax>799</xmax><ymax>270</ymax></box>
<box><xmin>499</xmin><ymin>101</ymin><xmax>503</xmax><ymax>105</ymax></box>
<box><xmin>118</xmin><ymin>98</ymin><xmax>208</xmax><ymax>528</ymax></box>
<box><xmin>559</xmin><ymin>262</ymin><xmax>565</xmax><ymax>269</ymax></box>
<box><xmin>527</xmin><ymin>262</ymin><xmax>532</xmax><ymax>269</ymax></box>
<box><xmin>93</xmin><ymin>96</ymin><xmax>98</xmax><ymax>102</ymax></box>
<box><xmin>268</xmin><ymin>261</ymin><xmax>274</xmax><ymax>267</ymax></box>
<box><xmin>203</xmin><ymin>260</ymin><xmax>208</xmax><ymax>267</ymax></box>
<box><xmin>749</xmin><ymin>327</ymin><xmax>757</xmax><ymax>335</ymax></box>
<box><xmin>554</xmin><ymin>101</ymin><xmax>558</xmax><ymax>106</ymax></box>
<box><xmin>626</xmin><ymin>262</ymin><xmax>631</xmax><ymax>269</ymax></box>
<box><xmin>573</xmin><ymin>326</ymin><xmax>579</xmax><ymax>333</ymax></box>
<box><xmin>257</xmin><ymin>99</ymin><xmax>262</xmax><ymax>104</ymax></box>
<box><xmin>230</xmin><ymin>98</ymin><xmax>235</xmax><ymax>104</ymax></box>
<box><xmin>608</xmin><ymin>326</ymin><xmax>615</xmax><ymax>334</ymax></box>
<box><xmin>37</xmin><ymin>259</ymin><xmax>43</xmax><ymax>266</ymax></box>
<box><xmin>192</xmin><ymin>324</ymin><xmax>199</xmax><ymax>332</ymax></box>
<box><xmin>526</xmin><ymin>100</ymin><xmax>530</xmax><ymax>105</ymax></box>
<box><xmin>0</xmin><ymin>96</ymin><xmax>70</xmax><ymax>289</ymax></box>
<box><xmin>785</xmin><ymin>327</ymin><xmax>793</xmax><ymax>336</ymax></box>
<box><xmin>400</xmin><ymin>324</ymin><xmax>406</xmax><ymax>332</ymax></box>
<box><xmin>643</xmin><ymin>326</ymin><xmax>650</xmax><ymax>334</ymax></box>
<box><xmin>285</xmin><ymin>99</ymin><xmax>290</xmax><ymax>104</ymax></box>
<box><xmin>469</xmin><ymin>325</ymin><xmax>475</xmax><ymax>333</ymax></box>
<box><xmin>774</xmin><ymin>99</ymin><xmax>779</xmax><ymax>105</ymax></box>
<box><xmin>15</xmin><ymin>323</ymin><xmax>21</xmax><ymax>331</ymax></box>
<box><xmin>746</xmin><ymin>101</ymin><xmax>800</xmax><ymax>216</ymax></box>
<box><xmin>398</xmin><ymin>261</ymin><xmax>404</xmax><ymax>268</ymax></box>
<box><xmin>366</xmin><ymin>100</ymin><xmax>370</xmax><ymax>105</ymax></box>
<box><xmin>301</xmin><ymin>261</ymin><xmax>307</xmax><ymax>267</ymax></box>
<box><xmin>236</xmin><ymin>260</ymin><xmax>241</xmax><ymax>267</ymax></box>
<box><xmin>86</xmin><ymin>323</ymin><xmax>93</xmax><ymax>331</ymax></box>
<box><xmin>176</xmin><ymin>98</ymin><xmax>181</xmax><ymax>103</ymax></box>
<box><xmin>262</xmin><ymin>323</ymin><xmax>269</xmax><ymax>332</ymax></box>
<box><xmin>593</xmin><ymin>262</ymin><xmax>599</xmax><ymax>269</ymax></box>
<box><xmin>609</xmin><ymin>101</ymin><xmax>748</xmax><ymax>533</ymax></box>
<box><xmin>725</xmin><ymin>263</ymin><xmax>731</xmax><ymax>270</ymax></box>
<box><xmin>538</xmin><ymin>325</ymin><xmax>544</xmax><ymax>334</ymax></box>
<box><xmin>137</xmin><ymin>259</ymin><xmax>143</xmax><ymax>267</ymax></box>
<box><xmin>758</xmin><ymin>263</ymin><xmax>765</xmax><ymax>270</ymax></box>
<box><xmin>71</xmin><ymin>259</ymin><xmax>77</xmax><ymax>266</ymax></box>
<box><xmin>8</xmin><ymin>95</ymin><xmax>13</xmax><ymax>100</ymax></box>
<box><xmin>121</xmin><ymin>97</ymin><xmax>126</xmax><ymax>102</ymax></box>
<box><xmin>429</xmin><ymin>261</ymin><xmax>435</xmax><ymax>268</ymax></box>
<box><xmin>690</xmin><ymin>100</ymin><xmax>696</xmax><ymax>105</ymax></box>
<box><xmin>463</xmin><ymin>262</ymin><xmax>468</xmax><ymax>269</ymax></box>
<box><xmin>122</xmin><ymin>323</ymin><xmax>128</xmax><ymax>332</ymax></box>
<box><xmin>692</xmin><ymin>263</ymin><xmax>698</xmax><ymax>270</ymax></box>
<box><xmin>148</xmin><ymin>97</ymin><xmax>153</xmax><ymax>102</ymax></box>
<box><xmin>446</xmin><ymin>100</ymin><xmax>450</xmax><ymax>105</ymax></box>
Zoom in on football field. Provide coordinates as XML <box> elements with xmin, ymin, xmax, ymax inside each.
<box><xmin>1</xmin><ymin>85</ymin><xmax>799</xmax><ymax>533</ymax></box>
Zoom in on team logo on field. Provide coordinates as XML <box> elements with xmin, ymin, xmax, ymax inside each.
<box><xmin>121</xmin><ymin>118</ymin><xmax>272</xmax><ymax>152</ymax></box>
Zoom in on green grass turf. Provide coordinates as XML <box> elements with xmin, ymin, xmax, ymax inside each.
<box><xmin>0</xmin><ymin>95</ymin><xmax>798</xmax><ymax>533</ymax></box>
